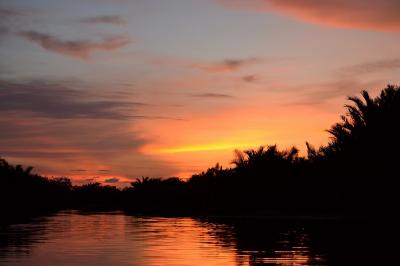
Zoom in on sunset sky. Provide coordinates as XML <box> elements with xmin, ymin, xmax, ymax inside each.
<box><xmin>1</xmin><ymin>0</ymin><xmax>399</xmax><ymax>186</ymax></box>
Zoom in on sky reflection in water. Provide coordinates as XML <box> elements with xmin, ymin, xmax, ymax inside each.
<box><xmin>2</xmin><ymin>211</ymin><xmax>386</xmax><ymax>265</ymax></box>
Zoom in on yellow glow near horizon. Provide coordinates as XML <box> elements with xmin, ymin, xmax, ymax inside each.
<box><xmin>155</xmin><ymin>142</ymin><xmax>256</xmax><ymax>154</ymax></box>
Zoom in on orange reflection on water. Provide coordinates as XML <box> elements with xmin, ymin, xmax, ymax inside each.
<box><xmin>0</xmin><ymin>212</ymin><xmax>324</xmax><ymax>266</ymax></box>
<box><xmin>132</xmin><ymin>217</ymin><xmax>240</xmax><ymax>266</ymax></box>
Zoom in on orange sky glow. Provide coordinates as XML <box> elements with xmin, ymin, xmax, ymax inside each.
<box><xmin>1</xmin><ymin>0</ymin><xmax>399</xmax><ymax>186</ymax></box>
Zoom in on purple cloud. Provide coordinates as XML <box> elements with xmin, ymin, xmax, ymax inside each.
<box><xmin>17</xmin><ymin>31</ymin><xmax>131</xmax><ymax>59</ymax></box>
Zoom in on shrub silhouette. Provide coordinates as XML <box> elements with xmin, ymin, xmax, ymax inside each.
<box><xmin>1</xmin><ymin>84</ymin><xmax>399</xmax><ymax>219</ymax></box>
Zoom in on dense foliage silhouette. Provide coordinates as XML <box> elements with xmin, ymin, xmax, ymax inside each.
<box><xmin>1</xmin><ymin>85</ymin><xmax>399</xmax><ymax>221</ymax></box>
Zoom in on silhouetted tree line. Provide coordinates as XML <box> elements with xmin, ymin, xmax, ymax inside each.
<box><xmin>1</xmin><ymin>85</ymin><xmax>399</xmax><ymax>220</ymax></box>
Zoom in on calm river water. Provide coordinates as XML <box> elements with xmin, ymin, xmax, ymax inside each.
<box><xmin>0</xmin><ymin>211</ymin><xmax>396</xmax><ymax>265</ymax></box>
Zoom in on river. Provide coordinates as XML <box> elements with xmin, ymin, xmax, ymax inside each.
<box><xmin>0</xmin><ymin>211</ymin><xmax>395</xmax><ymax>265</ymax></box>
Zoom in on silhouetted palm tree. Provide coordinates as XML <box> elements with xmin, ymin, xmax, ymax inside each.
<box><xmin>2</xmin><ymin>84</ymin><xmax>400</xmax><ymax>218</ymax></box>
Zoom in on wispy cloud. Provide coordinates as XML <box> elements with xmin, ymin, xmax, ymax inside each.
<box><xmin>286</xmin><ymin>58</ymin><xmax>400</xmax><ymax>105</ymax></box>
<box><xmin>150</xmin><ymin>56</ymin><xmax>269</xmax><ymax>73</ymax></box>
<box><xmin>0</xmin><ymin>7</ymin><xmax>28</xmax><ymax>39</ymax></box>
<box><xmin>0</xmin><ymin>79</ymin><xmax>185</xmax><ymax>121</ymax></box>
<box><xmin>98</xmin><ymin>169</ymin><xmax>111</xmax><ymax>173</ymax></box>
<box><xmin>216</xmin><ymin>0</ymin><xmax>400</xmax><ymax>32</ymax></box>
<box><xmin>0</xmin><ymin>80</ymin><xmax>142</xmax><ymax>120</ymax></box>
<box><xmin>289</xmin><ymin>58</ymin><xmax>400</xmax><ymax>105</ymax></box>
<box><xmin>17</xmin><ymin>31</ymin><xmax>131</xmax><ymax>59</ymax></box>
<box><xmin>190</xmin><ymin>57</ymin><xmax>266</xmax><ymax>73</ymax></box>
<box><xmin>242</xmin><ymin>75</ymin><xmax>257</xmax><ymax>83</ymax></box>
<box><xmin>105</xmin><ymin>178</ymin><xmax>119</xmax><ymax>183</ymax></box>
<box><xmin>0</xmin><ymin>113</ymin><xmax>180</xmax><ymax>181</ymax></box>
<box><xmin>286</xmin><ymin>79</ymin><xmax>384</xmax><ymax>106</ymax></box>
<box><xmin>0</xmin><ymin>116</ymin><xmax>148</xmax><ymax>160</ymax></box>
<box><xmin>340</xmin><ymin>58</ymin><xmax>400</xmax><ymax>76</ymax></box>
<box><xmin>0</xmin><ymin>7</ymin><xmax>26</xmax><ymax>17</ymax></box>
<box><xmin>0</xmin><ymin>77</ymin><xmax>180</xmax><ymax>181</ymax></box>
<box><xmin>190</xmin><ymin>93</ymin><xmax>234</xmax><ymax>98</ymax></box>
<box><xmin>290</xmin><ymin>58</ymin><xmax>400</xmax><ymax>105</ymax></box>
<box><xmin>128</xmin><ymin>115</ymin><xmax>185</xmax><ymax>121</ymax></box>
<box><xmin>79</xmin><ymin>15</ymin><xmax>126</xmax><ymax>25</ymax></box>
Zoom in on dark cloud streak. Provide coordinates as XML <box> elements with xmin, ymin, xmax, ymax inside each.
<box><xmin>105</xmin><ymin>178</ymin><xmax>119</xmax><ymax>183</ymax></box>
<box><xmin>0</xmin><ymin>80</ymin><xmax>142</xmax><ymax>120</ymax></box>
<box><xmin>17</xmin><ymin>31</ymin><xmax>131</xmax><ymax>59</ymax></box>
<box><xmin>80</xmin><ymin>15</ymin><xmax>126</xmax><ymax>25</ymax></box>
<box><xmin>194</xmin><ymin>57</ymin><xmax>267</xmax><ymax>73</ymax></box>
<box><xmin>190</xmin><ymin>93</ymin><xmax>234</xmax><ymax>99</ymax></box>
<box><xmin>341</xmin><ymin>58</ymin><xmax>400</xmax><ymax>76</ymax></box>
<box><xmin>0</xmin><ymin>7</ymin><xmax>26</xmax><ymax>17</ymax></box>
<box><xmin>286</xmin><ymin>79</ymin><xmax>384</xmax><ymax>106</ymax></box>
<box><xmin>242</xmin><ymin>75</ymin><xmax>257</xmax><ymax>82</ymax></box>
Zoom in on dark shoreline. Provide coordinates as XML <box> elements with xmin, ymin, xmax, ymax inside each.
<box><xmin>2</xmin><ymin>85</ymin><xmax>400</xmax><ymax>226</ymax></box>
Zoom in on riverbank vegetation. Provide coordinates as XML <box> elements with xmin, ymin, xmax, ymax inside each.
<box><xmin>1</xmin><ymin>85</ymin><xmax>399</xmax><ymax>220</ymax></box>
